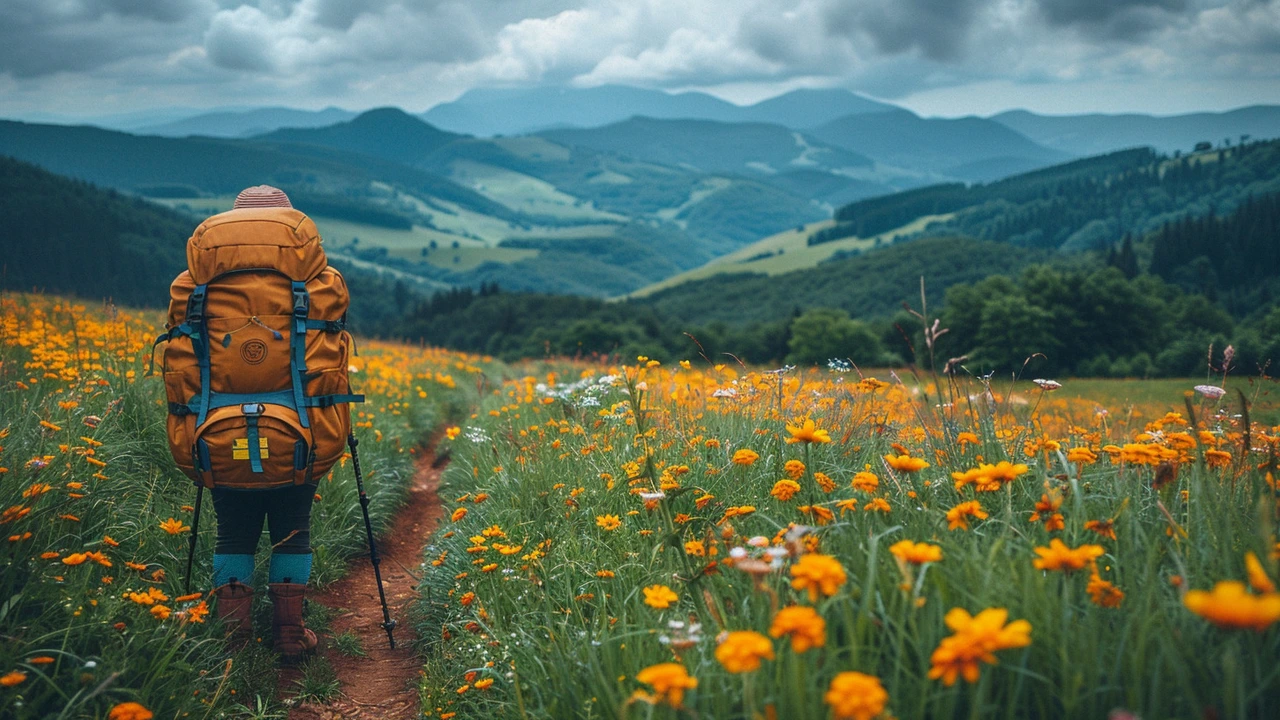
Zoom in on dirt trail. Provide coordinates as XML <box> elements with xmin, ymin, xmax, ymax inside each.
<box><xmin>285</xmin><ymin>439</ymin><xmax>447</xmax><ymax>720</ymax></box>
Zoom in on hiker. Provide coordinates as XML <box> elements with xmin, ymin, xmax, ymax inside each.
<box><xmin>156</xmin><ymin>185</ymin><xmax>362</xmax><ymax>660</ymax></box>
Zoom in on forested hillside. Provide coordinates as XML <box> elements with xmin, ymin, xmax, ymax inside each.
<box><xmin>813</xmin><ymin>140</ymin><xmax>1280</xmax><ymax>253</ymax></box>
<box><xmin>0</xmin><ymin>155</ymin><xmax>189</xmax><ymax>306</ymax></box>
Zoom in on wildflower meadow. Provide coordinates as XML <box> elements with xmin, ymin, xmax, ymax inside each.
<box><xmin>3</xmin><ymin>292</ymin><xmax>1279</xmax><ymax>719</ymax></box>
<box><xmin>418</xmin><ymin>359</ymin><xmax>1280</xmax><ymax>719</ymax></box>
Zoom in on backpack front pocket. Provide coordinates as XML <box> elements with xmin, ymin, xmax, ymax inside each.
<box><xmin>191</xmin><ymin>403</ymin><xmax>312</xmax><ymax>489</ymax></box>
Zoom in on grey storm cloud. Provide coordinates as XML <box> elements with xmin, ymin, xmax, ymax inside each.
<box><xmin>822</xmin><ymin>0</ymin><xmax>993</xmax><ymax>62</ymax></box>
<box><xmin>0</xmin><ymin>0</ymin><xmax>207</xmax><ymax>78</ymax></box>
<box><xmin>0</xmin><ymin>0</ymin><xmax>1277</xmax><ymax>115</ymax></box>
<box><xmin>1035</xmin><ymin>0</ymin><xmax>1195</xmax><ymax>39</ymax></box>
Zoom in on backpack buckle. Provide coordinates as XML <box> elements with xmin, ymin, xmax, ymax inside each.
<box><xmin>241</xmin><ymin>403</ymin><xmax>265</xmax><ymax>416</ymax></box>
<box><xmin>292</xmin><ymin>289</ymin><xmax>310</xmax><ymax>318</ymax></box>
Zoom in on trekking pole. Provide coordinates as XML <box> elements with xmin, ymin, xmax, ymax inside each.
<box><xmin>184</xmin><ymin>484</ymin><xmax>203</xmax><ymax>594</ymax></box>
<box><xmin>348</xmin><ymin>433</ymin><xmax>398</xmax><ymax>649</ymax></box>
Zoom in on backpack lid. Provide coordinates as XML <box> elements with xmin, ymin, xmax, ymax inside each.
<box><xmin>187</xmin><ymin>207</ymin><xmax>327</xmax><ymax>285</ymax></box>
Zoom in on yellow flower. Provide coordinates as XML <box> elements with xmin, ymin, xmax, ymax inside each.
<box><xmin>108</xmin><ymin>702</ymin><xmax>154</xmax><ymax>720</ymax></box>
<box><xmin>946</xmin><ymin>501</ymin><xmax>988</xmax><ymax>531</ymax></box>
<box><xmin>786</xmin><ymin>418</ymin><xmax>831</xmax><ymax>444</ymax></box>
<box><xmin>928</xmin><ymin>607</ymin><xmax>1032</xmax><ymax>686</ymax></box>
<box><xmin>889</xmin><ymin>540</ymin><xmax>943</xmax><ymax>565</ymax></box>
<box><xmin>770</xmin><ymin>479</ymin><xmax>802</xmax><ymax>502</ymax></box>
<box><xmin>595</xmin><ymin>514</ymin><xmax>622</xmax><ymax>531</ymax></box>
<box><xmin>158</xmin><ymin>518</ymin><xmax>189</xmax><ymax>535</ymax></box>
<box><xmin>0</xmin><ymin>670</ymin><xmax>25</xmax><ymax>686</ymax></box>
<box><xmin>768</xmin><ymin>605</ymin><xmax>826</xmax><ymax>653</ymax></box>
<box><xmin>790</xmin><ymin>553</ymin><xmax>847</xmax><ymax>602</ymax></box>
<box><xmin>884</xmin><ymin>454</ymin><xmax>929</xmax><ymax>472</ymax></box>
<box><xmin>474</xmin><ymin>677</ymin><xmax>495</xmax><ymax>689</ymax></box>
<box><xmin>731</xmin><ymin>449</ymin><xmax>759</xmax><ymax>465</ymax></box>
<box><xmin>714</xmin><ymin>630</ymin><xmax>775</xmax><ymax>673</ymax></box>
<box><xmin>1245</xmin><ymin>552</ymin><xmax>1276</xmax><ymax>593</ymax></box>
<box><xmin>445</xmin><ymin>426</ymin><xmax>462</xmax><ymax>440</ymax></box>
<box><xmin>825</xmin><ymin>671</ymin><xmax>889</xmax><ymax>720</ymax></box>
<box><xmin>643</xmin><ymin>584</ymin><xmax>678</xmax><ymax>609</ymax></box>
<box><xmin>635</xmin><ymin>662</ymin><xmax>698</xmax><ymax>708</ymax></box>
<box><xmin>1032</xmin><ymin>539</ymin><xmax>1104</xmax><ymax>572</ymax></box>
<box><xmin>1183</xmin><ymin>581</ymin><xmax>1280</xmax><ymax>631</ymax></box>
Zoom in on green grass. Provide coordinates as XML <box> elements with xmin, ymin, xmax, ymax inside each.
<box><xmin>0</xmin><ymin>295</ymin><xmax>478</xmax><ymax>719</ymax></box>
<box><xmin>628</xmin><ymin>213</ymin><xmax>955</xmax><ymax>298</ymax></box>
<box><xmin>414</xmin><ymin>361</ymin><xmax>1280</xmax><ymax>719</ymax></box>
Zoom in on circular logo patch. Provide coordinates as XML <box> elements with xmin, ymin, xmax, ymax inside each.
<box><xmin>241</xmin><ymin>339</ymin><xmax>268</xmax><ymax>365</ymax></box>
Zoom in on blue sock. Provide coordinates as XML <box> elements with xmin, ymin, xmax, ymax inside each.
<box><xmin>212</xmin><ymin>554</ymin><xmax>255</xmax><ymax>587</ymax></box>
<box><xmin>268</xmin><ymin>553</ymin><xmax>313</xmax><ymax>585</ymax></box>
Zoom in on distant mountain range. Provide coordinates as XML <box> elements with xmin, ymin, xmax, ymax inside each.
<box><xmin>990</xmin><ymin>106</ymin><xmax>1280</xmax><ymax>157</ymax></box>
<box><xmin>139</xmin><ymin>106</ymin><xmax>357</xmax><ymax>138</ymax></box>
<box><xmin>422</xmin><ymin>85</ymin><xmax>896</xmax><ymax>137</ymax></box>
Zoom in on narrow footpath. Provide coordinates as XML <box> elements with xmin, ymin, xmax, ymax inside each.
<box><xmin>285</xmin><ymin>438</ymin><xmax>448</xmax><ymax>720</ymax></box>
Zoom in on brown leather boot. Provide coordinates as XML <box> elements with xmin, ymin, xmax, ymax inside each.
<box><xmin>268</xmin><ymin>582</ymin><xmax>318</xmax><ymax>660</ymax></box>
<box><xmin>214</xmin><ymin>582</ymin><xmax>254</xmax><ymax>642</ymax></box>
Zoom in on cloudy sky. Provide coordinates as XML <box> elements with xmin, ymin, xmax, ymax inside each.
<box><xmin>2</xmin><ymin>0</ymin><xmax>1278</xmax><ymax>120</ymax></box>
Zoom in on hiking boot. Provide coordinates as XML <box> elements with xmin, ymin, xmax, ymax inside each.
<box><xmin>214</xmin><ymin>582</ymin><xmax>255</xmax><ymax>643</ymax></box>
<box><xmin>268</xmin><ymin>582</ymin><xmax>318</xmax><ymax>661</ymax></box>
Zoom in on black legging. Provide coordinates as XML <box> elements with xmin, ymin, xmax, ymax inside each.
<box><xmin>211</xmin><ymin>484</ymin><xmax>315</xmax><ymax>555</ymax></box>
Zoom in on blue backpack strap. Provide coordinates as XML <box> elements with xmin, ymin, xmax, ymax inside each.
<box><xmin>243</xmin><ymin>403</ymin><xmax>265</xmax><ymax>474</ymax></box>
<box><xmin>187</xmin><ymin>284</ymin><xmax>212</xmax><ymax>426</ymax></box>
<box><xmin>290</xmin><ymin>281</ymin><xmax>311</xmax><ymax>429</ymax></box>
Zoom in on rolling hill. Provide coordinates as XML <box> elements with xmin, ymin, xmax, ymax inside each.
<box><xmin>258</xmin><ymin>108</ymin><xmax>465</xmax><ymax>165</ymax></box>
<box><xmin>538</xmin><ymin>116</ymin><xmax>873</xmax><ymax>176</ymax></box>
<box><xmin>810</xmin><ymin>109</ymin><xmax>1071</xmax><ymax>181</ymax></box>
<box><xmin>991</xmin><ymin>105</ymin><xmax>1280</xmax><ymax>157</ymax></box>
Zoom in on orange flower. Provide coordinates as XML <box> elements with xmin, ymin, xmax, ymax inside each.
<box><xmin>731</xmin><ymin>449</ymin><xmax>759</xmax><ymax>466</ymax></box>
<box><xmin>714</xmin><ymin>630</ymin><xmax>774</xmax><ymax>673</ymax></box>
<box><xmin>108</xmin><ymin>702</ymin><xmax>154</xmax><ymax>720</ymax></box>
<box><xmin>1067</xmin><ymin>447</ymin><xmax>1098</xmax><ymax>465</ymax></box>
<box><xmin>863</xmin><ymin>498</ymin><xmax>891</xmax><ymax>513</ymax></box>
<box><xmin>927</xmin><ymin>607</ymin><xmax>1032</xmax><ymax>686</ymax></box>
<box><xmin>790</xmin><ymin>553</ymin><xmax>847</xmax><ymax>602</ymax></box>
<box><xmin>851</xmin><ymin>471</ymin><xmax>879</xmax><ymax>493</ymax></box>
<box><xmin>451</xmin><ymin>507</ymin><xmax>468</xmax><ymax>522</ymax></box>
<box><xmin>786</xmin><ymin>418</ymin><xmax>831</xmax><ymax>444</ymax></box>
<box><xmin>825</xmin><ymin>671</ymin><xmax>889</xmax><ymax>720</ymax></box>
<box><xmin>0</xmin><ymin>670</ymin><xmax>25</xmax><ymax>686</ymax></box>
<box><xmin>769</xmin><ymin>605</ymin><xmax>826</xmax><ymax>652</ymax></box>
<box><xmin>1086</xmin><ymin>570</ymin><xmax>1125</xmax><ymax>608</ymax></box>
<box><xmin>889</xmin><ymin>540</ymin><xmax>943</xmax><ymax>565</ymax></box>
<box><xmin>635</xmin><ymin>663</ymin><xmax>698</xmax><ymax>708</ymax></box>
<box><xmin>158</xmin><ymin>518</ymin><xmax>189</xmax><ymax>535</ymax></box>
<box><xmin>884</xmin><ymin>454</ymin><xmax>929</xmax><ymax>472</ymax></box>
<box><xmin>1032</xmin><ymin>539</ymin><xmax>1104</xmax><ymax>572</ymax></box>
<box><xmin>643</xmin><ymin>584</ymin><xmax>678</xmax><ymax>609</ymax></box>
<box><xmin>1083</xmin><ymin>519</ymin><xmax>1116</xmax><ymax>541</ymax></box>
<box><xmin>946</xmin><ymin>501</ymin><xmax>988</xmax><ymax>531</ymax></box>
<box><xmin>1245</xmin><ymin>552</ymin><xmax>1277</xmax><ymax>593</ymax></box>
<box><xmin>783</xmin><ymin>459</ymin><xmax>806</xmax><ymax>479</ymax></box>
<box><xmin>771</xmin><ymin>479</ymin><xmax>802</xmax><ymax>501</ymax></box>
<box><xmin>1183</xmin><ymin>581</ymin><xmax>1280</xmax><ymax>631</ymax></box>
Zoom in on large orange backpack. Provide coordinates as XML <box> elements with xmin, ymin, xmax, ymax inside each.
<box><xmin>154</xmin><ymin>207</ymin><xmax>362</xmax><ymax>489</ymax></box>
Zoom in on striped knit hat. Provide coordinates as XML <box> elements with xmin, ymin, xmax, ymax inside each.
<box><xmin>232</xmin><ymin>185</ymin><xmax>292</xmax><ymax>209</ymax></box>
